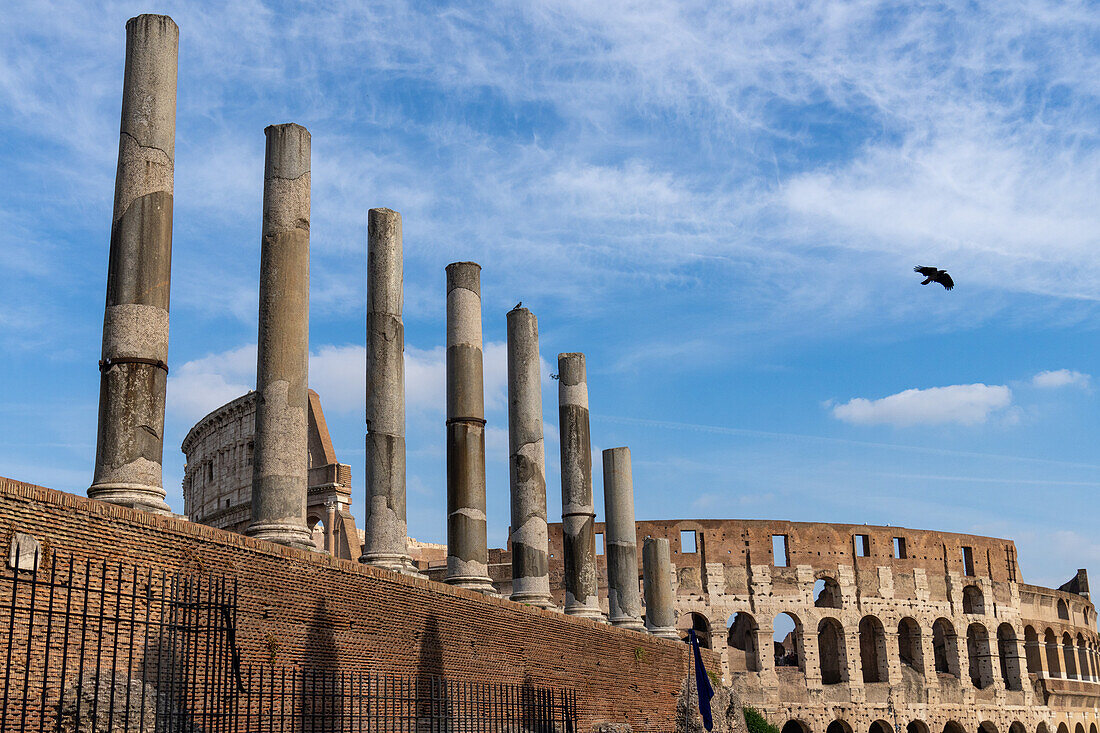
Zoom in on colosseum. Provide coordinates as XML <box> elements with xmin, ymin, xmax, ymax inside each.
<box><xmin>184</xmin><ymin>390</ymin><xmax>1100</xmax><ymax>733</ymax></box>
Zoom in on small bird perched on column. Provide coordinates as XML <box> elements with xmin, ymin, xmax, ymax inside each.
<box><xmin>914</xmin><ymin>266</ymin><xmax>954</xmax><ymax>290</ymax></box>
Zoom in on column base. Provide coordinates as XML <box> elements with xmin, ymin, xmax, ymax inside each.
<box><xmin>359</xmin><ymin>552</ymin><xmax>425</xmax><ymax>578</ymax></box>
<box><xmin>245</xmin><ymin>520</ymin><xmax>316</xmax><ymax>550</ymax></box>
<box><xmin>87</xmin><ymin>482</ymin><xmax>172</xmax><ymax>515</ymax></box>
<box><xmin>445</xmin><ymin>574</ymin><xmax>498</xmax><ymax>595</ymax></box>
<box><xmin>565</xmin><ymin>604</ymin><xmax>607</xmax><ymax>621</ymax></box>
<box><xmin>610</xmin><ymin>615</ymin><xmax>647</xmax><ymax>632</ymax></box>
<box><xmin>509</xmin><ymin>591</ymin><xmax>556</xmax><ymax>609</ymax></box>
<box><xmin>646</xmin><ymin>625</ymin><xmax>679</xmax><ymax>640</ymax></box>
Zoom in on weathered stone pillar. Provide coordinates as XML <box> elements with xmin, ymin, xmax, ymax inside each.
<box><xmin>642</xmin><ymin>537</ymin><xmax>677</xmax><ymax>638</ymax></box>
<box><xmin>88</xmin><ymin>15</ymin><xmax>178</xmax><ymax>515</ymax></box>
<box><xmin>506</xmin><ymin>306</ymin><xmax>553</xmax><ymax>607</ymax></box>
<box><xmin>603</xmin><ymin>447</ymin><xmax>644</xmax><ymax>630</ymax></box>
<box><xmin>444</xmin><ymin>262</ymin><xmax>494</xmax><ymax>593</ymax></box>
<box><xmin>324</xmin><ymin>501</ymin><xmax>336</xmax><ymax>554</ymax></box>
<box><xmin>360</xmin><ymin>208</ymin><xmax>418</xmax><ymax>574</ymax></box>
<box><xmin>245</xmin><ymin>123</ymin><xmax>314</xmax><ymax>550</ymax></box>
<box><xmin>558</xmin><ymin>352</ymin><xmax>603</xmax><ymax>619</ymax></box>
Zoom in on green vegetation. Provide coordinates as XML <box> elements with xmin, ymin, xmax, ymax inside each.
<box><xmin>744</xmin><ymin>706</ymin><xmax>780</xmax><ymax>733</ymax></box>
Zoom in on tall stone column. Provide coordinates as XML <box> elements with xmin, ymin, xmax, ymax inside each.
<box><xmin>245</xmin><ymin>124</ymin><xmax>314</xmax><ymax>550</ymax></box>
<box><xmin>88</xmin><ymin>15</ymin><xmax>178</xmax><ymax>515</ymax></box>
<box><xmin>360</xmin><ymin>208</ymin><xmax>418</xmax><ymax>574</ymax></box>
<box><xmin>444</xmin><ymin>262</ymin><xmax>494</xmax><ymax>593</ymax></box>
<box><xmin>603</xmin><ymin>447</ymin><xmax>644</xmax><ymax>630</ymax></box>
<box><xmin>558</xmin><ymin>353</ymin><xmax>603</xmax><ymax>619</ymax></box>
<box><xmin>506</xmin><ymin>306</ymin><xmax>553</xmax><ymax>607</ymax></box>
<box><xmin>642</xmin><ymin>537</ymin><xmax>677</xmax><ymax>638</ymax></box>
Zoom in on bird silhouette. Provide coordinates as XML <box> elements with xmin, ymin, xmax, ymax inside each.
<box><xmin>513</xmin><ymin>301</ymin><xmax>522</xmax><ymax>310</ymax></box>
<box><xmin>914</xmin><ymin>266</ymin><xmax>954</xmax><ymax>290</ymax></box>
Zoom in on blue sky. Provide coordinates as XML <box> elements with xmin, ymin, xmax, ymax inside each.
<box><xmin>2</xmin><ymin>0</ymin><xmax>1100</xmax><ymax>589</ymax></box>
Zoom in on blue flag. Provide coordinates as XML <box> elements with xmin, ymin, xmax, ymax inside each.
<box><xmin>689</xmin><ymin>629</ymin><xmax>714</xmax><ymax>731</ymax></box>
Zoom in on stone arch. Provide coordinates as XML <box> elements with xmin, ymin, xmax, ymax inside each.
<box><xmin>773</xmin><ymin>612</ymin><xmax>803</xmax><ymax>670</ymax></box>
<box><xmin>783</xmin><ymin>721</ymin><xmax>812</xmax><ymax>733</ymax></box>
<box><xmin>1062</xmin><ymin>632</ymin><xmax>1078</xmax><ymax>679</ymax></box>
<box><xmin>944</xmin><ymin>722</ymin><xmax>967</xmax><ymax>733</ymax></box>
<box><xmin>998</xmin><ymin>623</ymin><xmax>1023</xmax><ymax>690</ymax></box>
<box><xmin>1076</xmin><ymin>633</ymin><xmax>1089</xmax><ymax>681</ymax></box>
<box><xmin>818</xmin><ymin>617</ymin><xmax>847</xmax><ymax>685</ymax></box>
<box><xmin>1045</xmin><ymin>628</ymin><xmax>1062</xmax><ymax>677</ymax></box>
<box><xmin>677</xmin><ymin>612</ymin><xmax>711</xmax><ymax>648</ymax></box>
<box><xmin>727</xmin><ymin>612</ymin><xmax>759</xmax><ymax>672</ymax></box>
<box><xmin>1056</xmin><ymin>724</ymin><xmax>1069</xmax><ymax>733</ymax></box>
<box><xmin>1009</xmin><ymin>723</ymin><xmax>1026</xmax><ymax>733</ymax></box>
<box><xmin>1024</xmin><ymin>625</ymin><xmax>1042</xmax><ymax>674</ymax></box>
<box><xmin>1036</xmin><ymin>723</ymin><xmax>1050</xmax><ymax>733</ymax></box>
<box><xmin>814</xmin><ymin>576</ymin><xmax>842</xmax><ymax>609</ymax></box>
<box><xmin>963</xmin><ymin>585</ymin><xmax>986</xmax><ymax>614</ymax></box>
<box><xmin>1088</xmin><ymin>724</ymin><xmax>1096</xmax><ymax>733</ymax></box>
<box><xmin>967</xmin><ymin>622</ymin><xmax>994</xmax><ymax>689</ymax></box>
<box><xmin>307</xmin><ymin>514</ymin><xmax>326</xmax><ymax>549</ymax></box>
<box><xmin>980</xmin><ymin>723</ymin><xmax>999</xmax><ymax>733</ymax></box>
<box><xmin>933</xmin><ymin>618</ymin><xmax>961</xmax><ymax>676</ymax></box>
<box><xmin>828</xmin><ymin>722</ymin><xmax>853</xmax><ymax>733</ymax></box>
<box><xmin>1058</xmin><ymin>599</ymin><xmax>1070</xmax><ymax>620</ymax></box>
<box><xmin>870</xmin><ymin>722</ymin><xmax>892</xmax><ymax>733</ymax></box>
<box><xmin>898</xmin><ymin>617</ymin><xmax>924</xmax><ymax>673</ymax></box>
<box><xmin>1074</xmin><ymin>725</ymin><xmax>1085</xmax><ymax>733</ymax></box>
<box><xmin>908</xmin><ymin>722</ymin><xmax>931</xmax><ymax>733</ymax></box>
<box><xmin>859</xmin><ymin>615</ymin><xmax>889</xmax><ymax>683</ymax></box>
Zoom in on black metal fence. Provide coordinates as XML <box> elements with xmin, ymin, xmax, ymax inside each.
<box><xmin>0</xmin><ymin>550</ymin><xmax>577</xmax><ymax>732</ymax></box>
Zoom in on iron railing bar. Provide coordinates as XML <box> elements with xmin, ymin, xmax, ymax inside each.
<box><xmin>37</xmin><ymin>551</ymin><xmax>58</xmax><ymax>733</ymax></box>
<box><xmin>15</xmin><ymin>547</ymin><xmax>41</xmax><ymax>733</ymax></box>
<box><xmin>106</xmin><ymin>561</ymin><xmax>124</xmax><ymax>731</ymax></box>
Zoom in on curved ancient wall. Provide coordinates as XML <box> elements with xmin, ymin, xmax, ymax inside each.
<box><xmin>531</xmin><ymin>518</ymin><xmax>1100</xmax><ymax>733</ymax></box>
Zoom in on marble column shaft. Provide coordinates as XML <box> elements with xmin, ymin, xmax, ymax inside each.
<box><xmin>558</xmin><ymin>352</ymin><xmax>603</xmax><ymax>619</ymax></box>
<box><xmin>506</xmin><ymin>307</ymin><xmax>553</xmax><ymax>607</ymax></box>
<box><xmin>643</xmin><ymin>537</ymin><xmax>678</xmax><ymax>638</ymax></box>
<box><xmin>246</xmin><ymin>123</ymin><xmax>314</xmax><ymax>550</ymax></box>
<box><xmin>603</xmin><ymin>447</ymin><xmax>644</xmax><ymax>630</ymax></box>
<box><xmin>88</xmin><ymin>15</ymin><xmax>178</xmax><ymax>515</ymax></box>
<box><xmin>444</xmin><ymin>262</ymin><xmax>494</xmax><ymax>592</ymax></box>
<box><xmin>360</xmin><ymin>208</ymin><xmax>418</xmax><ymax>573</ymax></box>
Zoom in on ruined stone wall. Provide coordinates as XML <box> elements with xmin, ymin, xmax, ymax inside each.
<box><xmin>0</xmin><ymin>477</ymin><xmax>721</xmax><ymax>732</ymax></box>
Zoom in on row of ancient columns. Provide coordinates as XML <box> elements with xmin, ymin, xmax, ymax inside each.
<box><xmin>84</xmin><ymin>14</ymin><xmax>683</xmax><ymax>641</ymax></box>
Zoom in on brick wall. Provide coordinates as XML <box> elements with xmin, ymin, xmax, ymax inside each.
<box><xmin>0</xmin><ymin>477</ymin><xmax>720</xmax><ymax>732</ymax></box>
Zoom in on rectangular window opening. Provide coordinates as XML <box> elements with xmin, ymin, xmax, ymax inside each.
<box><xmin>680</xmin><ymin>530</ymin><xmax>697</xmax><ymax>554</ymax></box>
<box><xmin>854</xmin><ymin>534</ymin><xmax>870</xmax><ymax>557</ymax></box>
<box><xmin>772</xmin><ymin>535</ymin><xmax>789</xmax><ymax>567</ymax></box>
<box><xmin>962</xmin><ymin>546</ymin><xmax>975</xmax><ymax>576</ymax></box>
<box><xmin>595</xmin><ymin>532</ymin><xmax>604</xmax><ymax>555</ymax></box>
<box><xmin>893</xmin><ymin>537</ymin><xmax>907</xmax><ymax>559</ymax></box>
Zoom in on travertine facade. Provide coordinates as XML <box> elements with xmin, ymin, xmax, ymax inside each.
<box><xmin>180</xmin><ymin>390</ymin><xmax>360</xmax><ymax>558</ymax></box>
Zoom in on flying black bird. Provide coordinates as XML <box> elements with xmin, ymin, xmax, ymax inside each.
<box><xmin>513</xmin><ymin>301</ymin><xmax>522</xmax><ymax>310</ymax></box>
<box><xmin>914</xmin><ymin>266</ymin><xmax>954</xmax><ymax>290</ymax></box>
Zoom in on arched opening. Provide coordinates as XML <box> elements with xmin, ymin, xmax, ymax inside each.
<box><xmin>944</xmin><ymin>722</ymin><xmax>967</xmax><ymax>733</ymax></box>
<box><xmin>859</xmin><ymin>615</ymin><xmax>888</xmax><ymax>683</ymax></box>
<box><xmin>307</xmin><ymin>515</ymin><xmax>326</xmax><ymax>551</ymax></box>
<box><xmin>1036</xmin><ymin>723</ymin><xmax>1050</xmax><ymax>733</ymax></box>
<box><xmin>963</xmin><ymin>585</ymin><xmax>985</xmax><ymax>614</ymax></box>
<box><xmin>727</xmin><ymin>612</ymin><xmax>759</xmax><ymax>672</ymax></box>
<box><xmin>1058</xmin><ymin>599</ymin><xmax>1070</xmax><ymax>620</ymax></box>
<box><xmin>818</xmin><ymin>618</ymin><xmax>847</xmax><ymax>685</ymax></box>
<box><xmin>967</xmin><ymin>623</ymin><xmax>994</xmax><ymax>689</ymax></box>
<box><xmin>783</xmin><ymin>721</ymin><xmax>811</xmax><ymax>733</ymax></box>
<box><xmin>933</xmin><ymin>618</ymin><xmax>960</xmax><ymax>677</ymax></box>
<box><xmin>677</xmin><ymin>612</ymin><xmax>711</xmax><ymax>648</ymax></box>
<box><xmin>980</xmin><ymin>723</ymin><xmax>998</xmax><ymax>733</ymax></box>
<box><xmin>1045</xmin><ymin>629</ymin><xmax>1062</xmax><ymax>677</ymax></box>
<box><xmin>870</xmin><ymin>722</ymin><xmax>891</xmax><ymax>733</ymax></box>
<box><xmin>1062</xmin><ymin>632</ymin><xmax>1078</xmax><ymax>679</ymax></box>
<box><xmin>814</xmin><ymin>577</ymin><xmax>842</xmax><ymax>608</ymax></box>
<box><xmin>898</xmin><ymin>617</ymin><xmax>923</xmax><ymax>673</ymax></box>
<box><xmin>1090</xmin><ymin>724</ymin><xmax>1097</xmax><ymax>733</ymax></box>
<box><xmin>827</xmin><ymin>722</ymin><xmax>853</xmax><ymax>733</ymax></box>
<box><xmin>1009</xmin><ymin>723</ymin><xmax>1027</xmax><ymax>733</ymax></box>
<box><xmin>1056</xmin><ymin>724</ymin><xmax>1069</xmax><ymax>733</ymax></box>
<box><xmin>1024</xmin><ymin>626</ymin><xmax>1042</xmax><ymax>674</ymax></box>
<box><xmin>908</xmin><ymin>722</ymin><xmax>931</xmax><ymax>733</ymax></box>
<box><xmin>1074</xmin><ymin>724</ymin><xmax>1085</xmax><ymax>733</ymax></box>
<box><xmin>998</xmin><ymin>623</ymin><xmax>1023</xmax><ymax>690</ymax></box>
<box><xmin>773</xmin><ymin>612</ymin><xmax>803</xmax><ymax>670</ymax></box>
<box><xmin>1076</xmin><ymin>634</ymin><xmax>1090</xmax><ymax>681</ymax></box>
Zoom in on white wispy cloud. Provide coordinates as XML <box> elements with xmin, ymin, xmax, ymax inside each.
<box><xmin>830</xmin><ymin>384</ymin><xmax>1013</xmax><ymax>427</ymax></box>
<box><xmin>1032</xmin><ymin>369</ymin><xmax>1091</xmax><ymax>390</ymax></box>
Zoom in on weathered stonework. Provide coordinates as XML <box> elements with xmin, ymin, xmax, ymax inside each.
<box><xmin>643</xmin><ymin>537</ymin><xmax>678</xmax><ymax>638</ymax></box>
<box><xmin>246</xmin><ymin>123</ymin><xmax>314</xmax><ymax>550</ymax></box>
<box><xmin>444</xmin><ymin>262</ymin><xmax>494</xmax><ymax>593</ymax></box>
<box><xmin>558</xmin><ymin>352</ymin><xmax>603</xmax><ymax>619</ymax></box>
<box><xmin>88</xmin><ymin>14</ymin><xmax>178</xmax><ymax>515</ymax></box>
<box><xmin>361</xmin><ymin>208</ymin><xmax>419</xmax><ymax>574</ymax></box>
<box><xmin>603</xmin><ymin>447</ymin><xmax>644</xmax><ymax>630</ymax></box>
<box><xmin>506</xmin><ymin>306</ymin><xmax>553</xmax><ymax>608</ymax></box>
